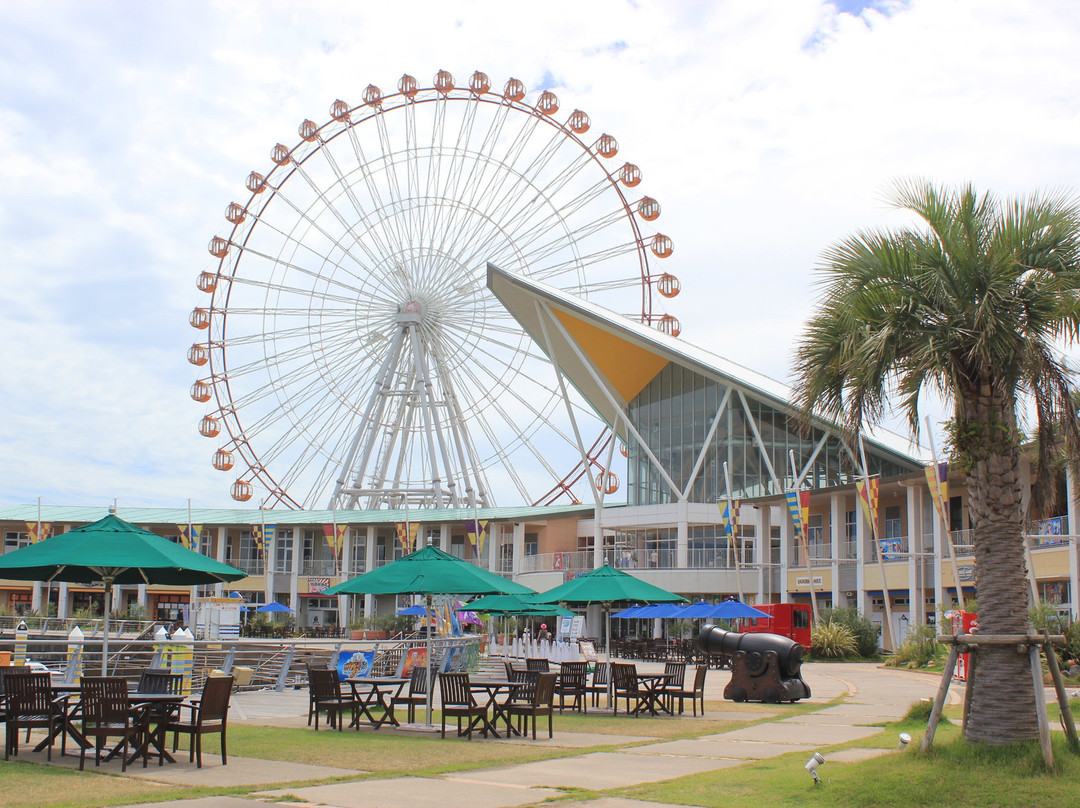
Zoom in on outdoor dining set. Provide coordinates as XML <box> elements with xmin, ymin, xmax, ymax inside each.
<box><xmin>0</xmin><ymin>664</ymin><xmax>233</xmax><ymax>770</ymax></box>
<box><xmin>306</xmin><ymin>656</ymin><xmax>709</xmax><ymax>740</ymax></box>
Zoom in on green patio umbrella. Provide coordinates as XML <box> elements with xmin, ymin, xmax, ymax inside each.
<box><xmin>0</xmin><ymin>514</ymin><xmax>246</xmax><ymax>673</ymax></box>
<box><xmin>533</xmin><ymin>564</ymin><xmax>685</xmax><ymax>706</ymax></box>
<box><xmin>323</xmin><ymin>544</ymin><xmax>535</xmax><ymax>597</ymax></box>
<box><xmin>466</xmin><ymin>593</ymin><xmax>574</xmax><ymax>617</ymax></box>
<box><xmin>324</xmin><ymin>544</ymin><xmax>535</xmax><ymax>725</ymax></box>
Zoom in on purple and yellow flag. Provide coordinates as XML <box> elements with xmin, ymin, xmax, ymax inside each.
<box><xmin>465</xmin><ymin>519</ymin><xmax>490</xmax><ymax>559</ymax></box>
<box><xmin>925</xmin><ymin>462</ymin><xmax>949</xmax><ymax>525</ymax></box>
<box><xmin>26</xmin><ymin>522</ymin><xmax>52</xmax><ymax>544</ymax></box>
<box><xmin>856</xmin><ymin>477</ymin><xmax>880</xmax><ymax>540</ymax></box>
<box><xmin>177</xmin><ymin>524</ymin><xmax>202</xmax><ymax>551</ymax></box>
<box><xmin>396</xmin><ymin>522</ymin><xmax>419</xmax><ymax>555</ymax></box>
<box><xmin>252</xmin><ymin>524</ymin><xmax>274</xmax><ymax>557</ymax></box>
<box><xmin>718</xmin><ymin>500</ymin><xmax>740</xmax><ymax>537</ymax></box>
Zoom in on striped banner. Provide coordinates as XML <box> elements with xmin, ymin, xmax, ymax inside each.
<box><xmin>718</xmin><ymin>500</ymin><xmax>740</xmax><ymax>537</ymax></box>
<box><xmin>925</xmin><ymin>462</ymin><xmax>949</xmax><ymax>525</ymax></box>
<box><xmin>785</xmin><ymin>490</ymin><xmax>810</xmax><ymax>541</ymax></box>
<box><xmin>252</xmin><ymin>525</ymin><xmax>275</xmax><ymax>557</ymax></box>
<box><xmin>396</xmin><ymin>522</ymin><xmax>419</xmax><ymax>555</ymax></box>
<box><xmin>856</xmin><ymin>477</ymin><xmax>880</xmax><ymax>539</ymax></box>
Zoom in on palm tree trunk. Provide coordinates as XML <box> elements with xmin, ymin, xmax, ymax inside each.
<box><xmin>962</xmin><ymin>385</ymin><xmax>1038</xmax><ymax>744</ymax></box>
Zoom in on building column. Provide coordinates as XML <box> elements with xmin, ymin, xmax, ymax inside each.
<box><xmin>213</xmin><ymin>526</ymin><xmax>227</xmax><ymax>597</ymax></box>
<box><xmin>756</xmin><ymin>505</ymin><xmax>768</xmax><ymax>603</ymax></box>
<box><xmin>906</xmin><ymin>484</ymin><xmax>920</xmax><ymax>627</ymax></box>
<box><xmin>364</xmin><ymin>526</ymin><xmax>377</xmax><ymax>618</ymax></box>
<box><xmin>289</xmin><ymin>528</ymin><xmax>301</xmax><ymax>614</ymax></box>
<box><xmin>513</xmin><ymin>522</ymin><xmax>525</xmax><ymax>577</ymax></box>
<box><xmin>1068</xmin><ymin>470</ymin><xmax>1080</xmax><ymax>621</ymax></box>
<box><xmin>676</xmin><ymin>499</ymin><xmax>689</xmax><ymax>568</ymax></box>
<box><xmin>830</xmin><ymin>493</ymin><xmax>843</xmax><ymax>608</ymax></box>
<box><xmin>855</xmin><ymin>499</ymin><xmax>869</xmax><ymax>616</ymax></box>
<box><xmin>779</xmin><ymin>508</ymin><xmax>791</xmax><ymax>604</ymax></box>
<box><xmin>932</xmin><ymin>489</ymin><xmax>945</xmax><ymax>614</ymax></box>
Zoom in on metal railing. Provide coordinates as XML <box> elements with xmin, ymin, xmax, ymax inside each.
<box><xmin>0</xmin><ymin>633</ymin><xmax>484</xmax><ymax>692</ymax></box>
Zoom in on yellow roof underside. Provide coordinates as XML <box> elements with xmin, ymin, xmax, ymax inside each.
<box><xmin>553</xmin><ymin>309</ymin><xmax>668</xmax><ymax>402</ymax></box>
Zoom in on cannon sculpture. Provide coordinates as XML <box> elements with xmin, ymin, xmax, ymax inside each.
<box><xmin>699</xmin><ymin>624</ymin><xmax>811</xmax><ymax>703</ymax></box>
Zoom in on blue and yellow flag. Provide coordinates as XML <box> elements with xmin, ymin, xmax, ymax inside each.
<box><xmin>177</xmin><ymin>524</ymin><xmax>202</xmax><ymax>551</ymax></box>
<box><xmin>785</xmin><ymin>490</ymin><xmax>809</xmax><ymax>541</ymax></box>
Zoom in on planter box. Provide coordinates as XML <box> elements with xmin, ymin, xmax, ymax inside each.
<box><xmin>351</xmin><ymin>630</ymin><xmax>388</xmax><ymax>640</ymax></box>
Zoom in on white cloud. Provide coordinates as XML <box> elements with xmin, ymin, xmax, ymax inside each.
<box><xmin>1</xmin><ymin>0</ymin><xmax>1078</xmax><ymax>508</ymax></box>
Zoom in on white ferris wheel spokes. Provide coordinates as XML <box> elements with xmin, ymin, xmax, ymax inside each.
<box><xmin>188</xmin><ymin>71</ymin><xmax>681</xmax><ymax>510</ymax></box>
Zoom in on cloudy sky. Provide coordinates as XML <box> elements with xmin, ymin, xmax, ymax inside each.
<box><xmin>2</xmin><ymin>0</ymin><xmax>1078</xmax><ymax>510</ymax></box>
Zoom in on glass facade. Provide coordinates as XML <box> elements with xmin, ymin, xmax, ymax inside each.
<box><xmin>626</xmin><ymin>362</ymin><xmax>918</xmax><ymax>505</ymax></box>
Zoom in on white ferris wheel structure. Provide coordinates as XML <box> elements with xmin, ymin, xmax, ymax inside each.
<box><xmin>188</xmin><ymin>70</ymin><xmax>681</xmax><ymax>511</ymax></box>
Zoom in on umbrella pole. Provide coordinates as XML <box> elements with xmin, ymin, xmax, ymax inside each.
<box><xmin>101</xmin><ymin>577</ymin><xmax>113</xmax><ymax>675</ymax></box>
<box><xmin>606</xmin><ymin>603</ymin><xmax>613</xmax><ymax>710</ymax></box>
<box><xmin>424</xmin><ymin>593</ymin><xmax>434</xmax><ymax>726</ymax></box>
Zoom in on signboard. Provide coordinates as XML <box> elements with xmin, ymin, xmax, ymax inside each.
<box><xmin>578</xmin><ymin>640</ymin><xmax>598</xmax><ymax>666</ymax></box>
<box><xmin>558</xmin><ymin>615</ymin><xmax>573</xmax><ymax>640</ymax></box>
<box><xmin>338</xmin><ymin>650</ymin><xmax>374</xmax><ymax>680</ymax></box>
<box><xmin>570</xmin><ymin>615</ymin><xmax>585</xmax><ymax>640</ymax></box>
<box><xmin>795</xmin><ymin>576</ymin><xmax>823</xmax><ymax>587</ymax></box>
<box><xmin>309</xmin><ymin>577</ymin><xmax>330</xmax><ymax>593</ymax></box>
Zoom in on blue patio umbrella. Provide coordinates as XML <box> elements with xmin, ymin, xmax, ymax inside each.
<box><xmin>611</xmin><ymin>605</ymin><xmax>648</xmax><ymax>619</ymax></box>
<box><xmin>637</xmin><ymin>602</ymin><xmax>686</xmax><ymax>618</ymax></box>
<box><xmin>709</xmin><ymin>600</ymin><xmax>770</xmax><ymax>620</ymax></box>
<box><xmin>396</xmin><ymin>604</ymin><xmax>428</xmax><ymax>616</ymax></box>
<box><xmin>257</xmin><ymin>601</ymin><xmax>292</xmax><ymax>613</ymax></box>
<box><xmin>675</xmin><ymin>600</ymin><xmax>721</xmax><ymax>619</ymax></box>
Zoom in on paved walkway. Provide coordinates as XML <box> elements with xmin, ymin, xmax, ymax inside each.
<box><xmin>13</xmin><ymin>662</ymin><xmax>952</xmax><ymax>808</ymax></box>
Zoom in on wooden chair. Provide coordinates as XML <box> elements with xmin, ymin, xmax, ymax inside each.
<box><xmin>660</xmin><ymin>661</ymin><xmax>687</xmax><ymax>712</ymax></box>
<box><xmin>525</xmin><ymin>658</ymin><xmax>550</xmax><ymax>672</ymax></box>
<box><xmin>167</xmin><ymin>674</ymin><xmax>233</xmax><ymax>768</ymax></box>
<box><xmin>137</xmin><ymin>668</ymin><xmax>183</xmax><ymax>695</ymax></box>
<box><xmin>307</xmin><ymin>667</ymin><xmax>360</xmax><ymax>731</ymax></box>
<box><xmin>611</xmin><ymin>663</ymin><xmax>644</xmax><ymax>716</ymax></box>
<box><xmin>438</xmin><ymin>672</ymin><xmax>486</xmax><ymax>739</ymax></box>
<box><xmin>507</xmin><ymin>672</ymin><xmax>557</xmax><ymax>740</ymax></box>
<box><xmin>555</xmin><ymin>661</ymin><xmax>588</xmax><ymax>713</ymax></box>
<box><xmin>392</xmin><ymin>666</ymin><xmax>429</xmax><ymax>724</ymax></box>
<box><xmin>669</xmin><ymin>664</ymin><xmax>707</xmax><ymax>716</ymax></box>
<box><xmin>587</xmin><ymin>662</ymin><xmax>609</xmax><ymax>707</ymax></box>
<box><xmin>4</xmin><ymin>671</ymin><xmax>61</xmax><ymax>760</ymax></box>
<box><xmin>79</xmin><ymin>676</ymin><xmax>148</xmax><ymax>772</ymax></box>
<box><xmin>305</xmin><ymin>662</ymin><xmax>331</xmax><ymax>726</ymax></box>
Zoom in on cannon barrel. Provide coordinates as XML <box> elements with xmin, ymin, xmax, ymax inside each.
<box><xmin>699</xmin><ymin>624</ymin><xmax>805</xmax><ymax>679</ymax></box>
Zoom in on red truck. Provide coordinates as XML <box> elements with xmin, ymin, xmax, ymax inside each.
<box><xmin>738</xmin><ymin>603</ymin><xmax>812</xmax><ymax>648</ymax></box>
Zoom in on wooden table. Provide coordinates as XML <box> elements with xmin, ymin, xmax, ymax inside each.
<box><xmin>345</xmin><ymin>677</ymin><xmax>408</xmax><ymax>730</ymax></box>
<box><xmin>37</xmin><ymin>683</ymin><xmax>91</xmax><ymax>754</ymax></box>
<box><xmin>125</xmin><ymin>693</ymin><xmax>186</xmax><ymax>766</ymax></box>
<box><xmin>469</xmin><ymin>679</ymin><xmax>523</xmax><ymax>738</ymax></box>
<box><xmin>633</xmin><ymin>674</ymin><xmax>673</xmax><ymax>716</ymax></box>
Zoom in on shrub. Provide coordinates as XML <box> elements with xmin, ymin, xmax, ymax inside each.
<box><xmin>820</xmin><ymin>606</ymin><xmax>880</xmax><ymax>657</ymax></box>
<box><xmin>888</xmin><ymin>624</ymin><xmax>943</xmax><ymax>668</ymax></box>
<box><xmin>811</xmin><ymin>622</ymin><xmax>857</xmax><ymax>658</ymax></box>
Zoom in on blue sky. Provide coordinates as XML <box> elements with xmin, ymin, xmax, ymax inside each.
<box><xmin>1</xmin><ymin>0</ymin><xmax>1078</xmax><ymax>510</ymax></box>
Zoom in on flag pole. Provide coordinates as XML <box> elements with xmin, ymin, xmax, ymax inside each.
<box><xmin>722</xmin><ymin>462</ymin><xmax>745</xmax><ymax>601</ymax></box>
<box><xmin>857</xmin><ymin>435</ymin><xmax>895</xmax><ymax>650</ymax></box>
<box><xmin>924</xmin><ymin>417</ymin><xmax>966</xmax><ymax>612</ymax></box>
<box><xmin>789</xmin><ymin>451</ymin><xmax>819</xmax><ymax>621</ymax></box>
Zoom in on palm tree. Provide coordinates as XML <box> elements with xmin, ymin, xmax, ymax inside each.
<box><xmin>793</xmin><ymin>180</ymin><xmax>1080</xmax><ymax>745</ymax></box>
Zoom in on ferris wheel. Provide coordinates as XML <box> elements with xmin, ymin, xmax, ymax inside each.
<box><xmin>188</xmin><ymin>70</ymin><xmax>680</xmax><ymax>510</ymax></box>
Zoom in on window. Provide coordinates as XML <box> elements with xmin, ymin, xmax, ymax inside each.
<box><xmin>792</xmin><ymin>609</ymin><xmax>810</xmax><ymax>629</ymax></box>
<box><xmin>238</xmin><ymin>530</ymin><xmax>262</xmax><ymax>574</ymax></box>
<box><xmin>4</xmin><ymin>531</ymin><xmax>30</xmax><ymax>552</ymax></box>
<box><xmin>884</xmin><ymin>506</ymin><xmax>902</xmax><ymax>539</ymax></box>
<box><xmin>350</xmin><ymin>528</ymin><xmax>367</xmax><ymax>573</ymax></box>
<box><xmin>525</xmin><ymin>533</ymin><xmax>538</xmax><ymax>556</ymax></box>
<box><xmin>275</xmin><ymin>529</ymin><xmax>294</xmax><ymax>573</ymax></box>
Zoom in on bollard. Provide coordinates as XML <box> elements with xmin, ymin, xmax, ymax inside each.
<box><xmin>65</xmin><ymin>625</ymin><xmax>85</xmax><ymax>688</ymax></box>
<box><xmin>151</xmin><ymin>625</ymin><xmax>170</xmax><ymax>669</ymax></box>
<box><xmin>13</xmin><ymin>619</ymin><xmax>28</xmax><ymax>666</ymax></box>
<box><xmin>174</xmin><ymin>627</ymin><xmax>195</xmax><ymax>695</ymax></box>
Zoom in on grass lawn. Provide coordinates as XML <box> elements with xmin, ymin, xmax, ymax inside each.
<box><xmin>0</xmin><ymin>702</ymin><xmax>760</xmax><ymax>808</ymax></box>
<box><xmin>616</xmin><ymin>713</ymin><xmax>1080</xmax><ymax>808</ymax></box>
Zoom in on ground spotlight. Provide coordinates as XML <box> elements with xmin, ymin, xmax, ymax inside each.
<box><xmin>898</xmin><ymin>732</ymin><xmax>911</xmax><ymax>750</ymax></box>
<box><xmin>805</xmin><ymin>752</ymin><xmax>825</xmax><ymax>784</ymax></box>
